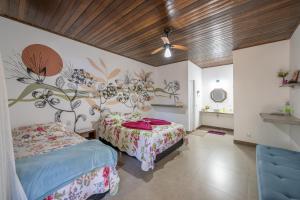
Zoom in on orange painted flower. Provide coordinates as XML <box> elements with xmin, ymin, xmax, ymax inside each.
<box><xmin>22</xmin><ymin>44</ymin><xmax>63</xmax><ymax>76</ymax></box>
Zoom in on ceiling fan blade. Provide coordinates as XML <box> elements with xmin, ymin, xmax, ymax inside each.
<box><xmin>172</xmin><ymin>44</ymin><xmax>188</xmax><ymax>51</ymax></box>
<box><xmin>161</xmin><ymin>36</ymin><xmax>170</xmax><ymax>44</ymax></box>
<box><xmin>151</xmin><ymin>47</ymin><xmax>164</xmax><ymax>55</ymax></box>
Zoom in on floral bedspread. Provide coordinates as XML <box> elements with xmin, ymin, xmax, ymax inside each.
<box><xmin>99</xmin><ymin>117</ymin><xmax>186</xmax><ymax>171</ymax></box>
<box><xmin>12</xmin><ymin>122</ymin><xmax>119</xmax><ymax>200</ymax></box>
<box><xmin>45</xmin><ymin>166</ymin><xmax>119</xmax><ymax>200</ymax></box>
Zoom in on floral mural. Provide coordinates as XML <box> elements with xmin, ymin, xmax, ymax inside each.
<box><xmin>5</xmin><ymin>44</ymin><xmax>181</xmax><ymax>132</ymax></box>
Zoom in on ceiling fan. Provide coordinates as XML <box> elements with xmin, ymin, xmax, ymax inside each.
<box><xmin>151</xmin><ymin>27</ymin><xmax>188</xmax><ymax>58</ymax></box>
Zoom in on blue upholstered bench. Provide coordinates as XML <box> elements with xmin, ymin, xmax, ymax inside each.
<box><xmin>256</xmin><ymin>145</ymin><xmax>300</xmax><ymax>200</ymax></box>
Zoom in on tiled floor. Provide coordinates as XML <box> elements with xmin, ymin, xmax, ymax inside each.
<box><xmin>106</xmin><ymin>130</ymin><xmax>258</xmax><ymax>200</ymax></box>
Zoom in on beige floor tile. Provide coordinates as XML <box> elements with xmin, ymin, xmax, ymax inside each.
<box><xmin>106</xmin><ymin>130</ymin><xmax>258</xmax><ymax>200</ymax></box>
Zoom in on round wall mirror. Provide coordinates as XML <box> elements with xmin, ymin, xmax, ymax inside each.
<box><xmin>210</xmin><ymin>88</ymin><xmax>227</xmax><ymax>103</ymax></box>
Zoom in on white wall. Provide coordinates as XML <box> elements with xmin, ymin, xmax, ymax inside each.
<box><xmin>202</xmin><ymin>64</ymin><xmax>233</xmax><ymax>112</ymax></box>
<box><xmin>233</xmin><ymin>40</ymin><xmax>292</xmax><ymax>149</ymax></box>
<box><xmin>0</xmin><ymin>17</ymin><xmax>194</xmax><ymax>133</ymax></box>
<box><xmin>188</xmin><ymin>61</ymin><xmax>202</xmax><ymax>130</ymax></box>
<box><xmin>289</xmin><ymin>24</ymin><xmax>300</xmax><ymax>150</ymax></box>
<box><xmin>150</xmin><ymin>61</ymin><xmax>189</xmax><ymax>130</ymax></box>
<box><xmin>200</xmin><ymin>64</ymin><xmax>234</xmax><ymax>130</ymax></box>
<box><xmin>0</xmin><ymin>17</ymin><xmax>154</xmax><ymax>130</ymax></box>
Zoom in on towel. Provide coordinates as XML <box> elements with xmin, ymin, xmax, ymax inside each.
<box><xmin>143</xmin><ymin>118</ymin><xmax>171</xmax><ymax>125</ymax></box>
<box><xmin>122</xmin><ymin>121</ymin><xmax>152</xmax><ymax>130</ymax></box>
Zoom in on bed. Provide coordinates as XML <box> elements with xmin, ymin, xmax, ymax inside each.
<box><xmin>12</xmin><ymin>122</ymin><xmax>119</xmax><ymax>200</ymax></box>
<box><xmin>98</xmin><ymin>112</ymin><xmax>186</xmax><ymax>171</ymax></box>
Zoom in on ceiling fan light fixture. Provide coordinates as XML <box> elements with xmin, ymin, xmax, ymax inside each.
<box><xmin>164</xmin><ymin>47</ymin><xmax>172</xmax><ymax>58</ymax></box>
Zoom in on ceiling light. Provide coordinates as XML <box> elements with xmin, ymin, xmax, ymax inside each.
<box><xmin>164</xmin><ymin>46</ymin><xmax>171</xmax><ymax>58</ymax></box>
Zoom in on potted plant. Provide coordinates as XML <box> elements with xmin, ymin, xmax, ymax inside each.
<box><xmin>277</xmin><ymin>70</ymin><xmax>289</xmax><ymax>85</ymax></box>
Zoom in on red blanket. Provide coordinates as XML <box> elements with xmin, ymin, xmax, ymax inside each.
<box><xmin>143</xmin><ymin>118</ymin><xmax>171</xmax><ymax>125</ymax></box>
<box><xmin>122</xmin><ymin>121</ymin><xmax>152</xmax><ymax>130</ymax></box>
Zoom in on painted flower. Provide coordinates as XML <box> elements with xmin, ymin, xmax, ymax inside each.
<box><xmin>44</xmin><ymin>195</ymin><xmax>54</xmax><ymax>200</ymax></box>
<box><xmin>104</xmin><ymin>178</ymin><xmax>109</xmax><ymax>187</ymax></box>
<box><xmin>32</xmin><ymin>89</ymin><xmax>60</xmax><ymax>108</ymax></box>
<box><xmin>36</xmin><ymin>127</ymin><xmax>46</xmax><ymax>132</ymax></box>
<box><xmin>103</xmin><ymin>167</ymin><xmax>110</xmax><ymax>178</ymax></box>
<box><xmin>100</xmin><ymin>83</ymin><xmax>117</xmax><ymax>99</ymax></box>
<box><xmin>22</xmin><ymin>44</ymin><xmax>63</xmax><ymax>77</ymax></box>
<box><xmin>48</xmin><ymin>136</ymin><xmax>57</xmax><ymax>141</ymax></box>
<box><xmin>63</xmin><ymin>68</ymin><xmax>95</xmax><ymax>87</ymax></box>
<box><xmin>116</xmin><ymin>92</ymin><xmax>130</xmax><ymax>103</ymax></box>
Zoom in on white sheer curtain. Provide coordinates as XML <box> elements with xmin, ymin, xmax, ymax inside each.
<box><xmin>0</xmin><ymin>52</ymin><xmax>27</xmax><ymax>200</ymax></box>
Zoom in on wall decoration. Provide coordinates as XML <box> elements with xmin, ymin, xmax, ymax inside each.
<box><xmin>22</xmin><ymin>44</ymin><xmax>63</xmax><ymax>76</ymax></box>
<box><xmin>210</xmin><ymin>88</ymin><xmax>227</xmax><ymax>103</ymax></box>
<box><xmin>151</xmin><ymin>80</ymin><xmax>180</xmax><ymax>104</ymax></box>
<box><xmin>5</xmin><ymin>44</ymin><xmax>181</xmax><ymax>131</ymax></box>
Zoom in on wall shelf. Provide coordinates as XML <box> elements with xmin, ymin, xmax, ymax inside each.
<box><xmin>260</xmin><ymin>113</ymin><xmax>300</xmax><ymax>125</ymax></box>
<box><xmin>201</xmin><ymin>111</ymin><xmax>234</xmax><ymax>115</ymax></box>
<box><xmin>151</xmin><ymin>104</ymin><xmax>183</xmax><ymax>108</ymax></box>
<box><xmin>280</xmin><ymin>83</ymin><xmax>300</xmax><ymax>88</ymax></box>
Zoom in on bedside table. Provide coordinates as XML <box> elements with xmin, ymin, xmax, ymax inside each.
<box><xmin>76</xmin><ymin>129</ymin><xmax>97</xmax><ymax>140</ymax></box>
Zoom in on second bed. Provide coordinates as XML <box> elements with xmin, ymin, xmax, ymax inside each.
<box><xmin>98</xmin><ymin>112</ymin><xmax>186</xmax><ymax>171</ymax></box>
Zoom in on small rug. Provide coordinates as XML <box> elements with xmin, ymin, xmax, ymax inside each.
<box><xmin>208</xmin><ymin>130</ymin><xmax>226</xmax><ymax>135</ymax></box>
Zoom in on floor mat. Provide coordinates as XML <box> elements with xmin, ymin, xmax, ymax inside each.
<box><xmin>208</xmin><ymin>130</ymin><xmax>226</xmax><ymax>135</ymax></box>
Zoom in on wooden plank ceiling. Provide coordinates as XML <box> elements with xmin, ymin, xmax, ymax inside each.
<box><xmin>1</xmin><ymin>0</ymin><xmax>300</xmax><ymax>67</ymax></box>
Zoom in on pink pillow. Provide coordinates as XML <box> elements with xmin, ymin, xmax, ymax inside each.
<box><xmin>122</xmin><ymin>121</ymin><xmax>152</xmax><ymax>130</ymax></box>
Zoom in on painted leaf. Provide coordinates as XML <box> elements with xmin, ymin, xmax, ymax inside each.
<box><xmin>91</xmin><ymin>75</ymin><xmax>106</xmax><ymax>83</ymax></box>
<box><xmin>54</xmin><ymin>110</ymin><xmax>63</xmax><ymax>122</ymax></box>
<box><xmin>89</xmin><ymin>105</ymin><xmax>100</xmax><ymax>115</ymax></box>
<box><xmin>67</xmin><ymin>82</ymin><xmax>77</xmax><ymax>90</ymax></box>
<box><xmin>49</xmin><ymin>98</ymin><xmax>60</xmax><ymax>105</ymax></box>
<box><xmin>55</xmin><ymin>76</ymin><xmax>65</xmax><ymax>88</ymax></box>
<box><xmin>106</xmin><ymin>99</ymin><xmax>119</xmax><ymax>105</ymax></box>
<box><xmin>17</xmin><ymin>77</ymin><xmax>36</xmax><ymax>84</ymax></box>
<box><xmin>80</xmin><ymin>85</ymin><xmax>96</xmax><ymax>93</ymax></box>
<box><xmin>87</xmin><ymin>57</ymin><xmax>105</xmax><ymax>74</ymax></box>
<box><xmin>108</xmin><ymin>69</ymin><xmax>120</xmax><ymax>79</ymax></box>
<box><xmin>71</xmin><ymin>100</ymin><xmax>81</xmax><ymax>109</ymax></box>
<box><xmin>99</xmin><ymin>58</ymin><xmax>107</xmax><ymax>69</ymax></box>
<box><xmin>34</xmin><ymin>100</ymin><xmax>46</xmax><ymax>108</ymax></box>
<box><xmin>8</xmin><ymin>83</ymin><xmax>88</xmax><ymax>107</ymax></box>
<box><xmin>85</xmin><ymin>98</ymin><xmax>96</xmax><ymax>106</ymax></box>
<box><xmin>76</xmin><ymin>114</ymin><xmax>87</xmax><ymax>122</ymax></box>
<box><xmin>32</xmin><ymin>91</ymin><xmax>43</xmax><ymax>99</ymax></box>
<box><xmin>89</xmin><ymin>107</ymin><xmax>95</xmax><ymax>115</ymax></box>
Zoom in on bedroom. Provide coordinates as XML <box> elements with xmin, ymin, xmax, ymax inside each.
<box><xmin>0</xmin><ymin>1</ymin><xmax>300</xmax><ymax>200</ymax></box>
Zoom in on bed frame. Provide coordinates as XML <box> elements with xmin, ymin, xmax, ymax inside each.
<box><xmin>87</xmin><ymin>191</ymin><xmax>109</xmax><ymax>200</ymax></box>
<box><xmin>99</xmin><ymin>137</ymin><xmax>184</xmax><ymax>163</ymax></box>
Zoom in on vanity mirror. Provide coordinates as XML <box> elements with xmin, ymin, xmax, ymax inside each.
<box><xmin>210</xmin><ymin>88</ymin><xmax>227</xmax><ymax>103</ymax></box>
